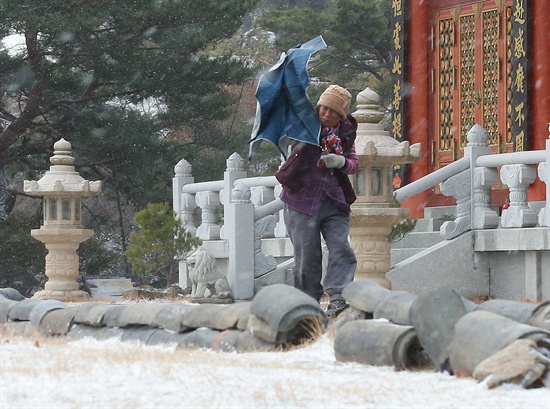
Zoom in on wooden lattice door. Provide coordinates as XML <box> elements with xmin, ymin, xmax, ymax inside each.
<box><xmin>428</xmin><ymin>1</ymin><xmax>514</xmax><ymax>174</ymax></box>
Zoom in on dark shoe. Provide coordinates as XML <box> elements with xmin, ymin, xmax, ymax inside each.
<box><xmin>326</xmin><ymin>300</ymin><xmax>349</xmax><ymax>318</ymax></box>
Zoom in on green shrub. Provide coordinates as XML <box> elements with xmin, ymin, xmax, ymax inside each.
<box><xmin>125</xmin><ymin>202</ymin><xmax>201</xmax><ymax>286</ymax></box>
<box><xmin>387</xmin><ymin>218</ymin><xmax>417</xmax><ymax>243</ymax></box>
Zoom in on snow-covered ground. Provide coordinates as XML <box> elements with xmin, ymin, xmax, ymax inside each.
<box><xmin>1</xmin><ymin>334</ymin><xmax>548</xmax><ymax>409</ymax></box>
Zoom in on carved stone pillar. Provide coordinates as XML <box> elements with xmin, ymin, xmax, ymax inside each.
<box><xmin>220</xmin><ymin>152</ymin><xmax>247</xmax><ymax>240</ymax></box>
<box><xmin>226</xmin><ymin>183</ymin><xmax>254</xmax><ymax>300</ymax></box>
<box><xmin>173</xmin><ymin>158</ymin><xmax>194</xmax><ymax>229</ymax></box>
<box><xmin>180</xmin><ymin>193</ymin><xmax>197</xmax><ymax>236</ymax></box>
<box><xmin>500</xmin><ymin>164</ymin><xmax>538</xmax><ymax>228</ymax></box>
<box><xmin>537</xmin><ymin>134</ymin><xmax>550</xmax><ymax>227</ymax></box>
<box><xmin>472</xmin><ymin>167</ymin><xmax>500</xmax><ymax>229</ymax></box>
<box><xmin>195</xmin><ymin>191</ymin><xmax>221</xmax><ymax>240</ymax></box>
<box><xmin>537</xmin><ymin>161</ymin><xmax>549</xmax><ymax>227</ymax></box>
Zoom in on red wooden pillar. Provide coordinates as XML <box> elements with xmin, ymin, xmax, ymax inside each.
<box><xmin>402</xmin><ymin>0</ymin><xmax>430</xmax><ymax>218</ymax></box>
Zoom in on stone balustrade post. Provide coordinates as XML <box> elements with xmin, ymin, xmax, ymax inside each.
<box><xmin>472</xmin><ymin>167</ymin><xmax>500</xmax><ymax>229</ymax></box>
<box><xmin>179</xmin><ymin>193</ymin><xmax>197</xmax><ymax>236</ymax></box>
<box><xmin>172</xmin><ymin>159</ymin><xmax>198</xmax><ymax>289</ymax></box>
<box><xmin>536</xmin><ymin>124</ymin><xmax>550</xmax><ymax>227</ymax></box>
<box><xmin>467</xmin><ymin>125</ymin><xmax>499</xmax><ymax>230</ymax></box>
<box><xmin>500</xmin><ymin>164</ymin><xmax>538</xmax><ymax>228</ymax></box>
<box><xmin>172</xmin><ymin>159</ymin><xmax>194</xmax><ymax>227</ymax></box>
<box><xmin>226</xmin><ymin>182</ymin><xmax>255</xmax><ymax>300</ymax></box>
<box><xmin>220</xmin><ymin>153</ymin><xmax>247</xmax><ymax>240</ymax></box>
<box><xmin>195</xmin><ymin>191</ymin><xmax>221</xmax><ymax>240</ymax></box>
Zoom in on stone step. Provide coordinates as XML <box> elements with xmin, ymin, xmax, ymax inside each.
<box><xmin>412</xmin><ymin>217</ymin><xmax>446</xmax><ymax>233</ymax></box>
<box><xmin>391</xmin><ymin>231</ymin><xmax>444</xmax><ymax>249</ymax></box>
<box><xmin>390</xmin><ymin>248</ymin><xmax>425</xmax><ymax>266</ymax></box>
<box><xmin>390</xmin><ymin>218</ymin><xmax>447</xmax><ymax>267</ymax></box>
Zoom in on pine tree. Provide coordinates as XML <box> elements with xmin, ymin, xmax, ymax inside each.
<box><xmin>125</xmin><ymin>202</ymin><xmax>201</xmax><ymax>286</ymax></box>
<box><xmin>259</xmin><ymin>0</ymin><xmax>392</xmax><ymax>103</ymax></box>
<box><xmin>0</xmin><ymin>1</ymin><xmax>259</xmax><ymax>279</ymax></box>
<box><xmin>0</xmin><ymin>0</ymin><xmax>259</xmax><ymax>184</ymax></box>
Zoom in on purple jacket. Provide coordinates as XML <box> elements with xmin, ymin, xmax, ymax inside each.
<box><xmin>276</xmin><ymin>114</ymin><xmax>358</xmax><ymax>215</ymax></box>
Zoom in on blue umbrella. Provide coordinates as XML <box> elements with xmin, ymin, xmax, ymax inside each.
<box><xmin>249</xmin><ymin>36</ymin><xmax>327</xmax><ymax>159</ymax></box>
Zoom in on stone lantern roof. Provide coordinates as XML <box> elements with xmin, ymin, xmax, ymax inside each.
<box><xmin>24</xmin><ymin>138</ymin><xmax>102</xmax><ymax>197</ymax></box>
<box><xmin>352</xmin><ymin>87</ymin><xmax>420</xmax><ymax>164</ymax></box>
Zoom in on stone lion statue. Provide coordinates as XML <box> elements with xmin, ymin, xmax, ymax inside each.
<box><xmin>187</xmin><ymin>248</ymin><xmax>232</xmax><ymax>299</ymax></box>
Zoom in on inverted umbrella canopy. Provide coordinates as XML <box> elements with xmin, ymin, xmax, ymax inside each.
<box><xmin>249</xmin><ymin>35</ymin><xmax>327</xmax><ymax>159</ymax></box>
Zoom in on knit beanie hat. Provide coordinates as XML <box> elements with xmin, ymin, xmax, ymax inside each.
<box><xmin>317</xmin><ymin>85</ymin><xmax>352</xmax><ymax>118</ymax></box>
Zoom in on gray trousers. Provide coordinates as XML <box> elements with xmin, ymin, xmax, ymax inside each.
<box><xmin>284</xmin><ymin>200</ymin><xmax>357</xmax><ymax>302</ymax></box>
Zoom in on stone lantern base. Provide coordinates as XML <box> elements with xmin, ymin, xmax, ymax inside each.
<box><xmin>350</xmin><ymin>207</ymin><xmax>410</xmax><ymax>289</ymax></box>
<box><xmin>31</xmin><ymin>227</ymin><xmax>93</xmax><ymax>302</ymax></box>
<box><xmin>32</xmin><ymin>289</ymin><xmax>90</xmax><ymax>301</ymax></box>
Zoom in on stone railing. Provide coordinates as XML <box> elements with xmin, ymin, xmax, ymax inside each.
<box><xmin>173</xmin><ymin>124</ymin><xmax>549</xmax><ymax>300</ymax></box>
<box><xmin>173</xmin><ymin>152</ymin><xmax>288</xmax><ymax>300</ymax></box>
<box><xmin>395</xmin><ymin>124</ymin><xmax>550</xmax><ymax>239</ymax></box>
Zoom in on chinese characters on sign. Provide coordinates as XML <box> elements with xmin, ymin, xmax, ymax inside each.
<box><xmin>390</xmin><ymin>0</ymin><xmax>406</xmax><ymax>187</ymax></box>
<box><xmin>511</xmin><ymin>0</ymin><xmax>528</xmax><ymax>151</ymax></box>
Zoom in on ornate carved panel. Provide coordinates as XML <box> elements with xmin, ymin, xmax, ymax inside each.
<box><xmin>505</xmin><ymin>5</ymin><xmax>514</xmax><ymax>148</ymax></box>
<box><xmin>459</xmin><ymin>14</ymin><xmax>476</xmax><ymax>148</ymax></box>
<box><xmin>438</xmin><ymin>17</ymin><xmax>455</xmax><ymax>158</ymax></box>
<box><xmin>481</xmin><ymin>9</ymin><xmax>500</xmax><ymax>147</ymax></box>
<box><xmin>430</xmin><ymin>1</ymin><xmax>516</xmax><ymax>175</ymax></box>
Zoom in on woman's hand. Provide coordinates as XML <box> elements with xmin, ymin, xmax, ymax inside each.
<box><xmin>320</xmin><ymin>153</ymin><xmax>345</xmax><ymax>169</ymax></box>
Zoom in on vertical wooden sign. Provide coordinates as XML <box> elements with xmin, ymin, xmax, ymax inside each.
<box><xmin>390</xmin><ymin>0</ymin><xmax>407</xmax><ymax>187</ymax></box>
<box><xmin>511</xmin><ymin>0</ymin><xmax>529</xmax><ymax>151</ymax></box>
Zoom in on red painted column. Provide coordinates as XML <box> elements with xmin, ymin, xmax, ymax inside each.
<box><xmin>528</xmin><ymin>0</ymin><xmax>550</xmax><ymax>200</ymax></box>
<box><xmin>402</xmin><ymin>0</ymin><xmax>430</xmax><ymax>218</ymax></box>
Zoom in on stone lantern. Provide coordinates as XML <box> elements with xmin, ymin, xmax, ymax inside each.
<box><xmin>349</xmin><ymin>88</ymin><xmax>420</xmax><ymax>288</ymax></box>
<box><xmin>24</xmin><ymin>139</ymin><xmax>102</xmax><ymax>301</ymax></box>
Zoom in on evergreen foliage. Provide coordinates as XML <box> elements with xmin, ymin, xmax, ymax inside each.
<box><xmin>125</xmin><ymin>202</ymin><xmax>201</xmax><ymax>286</ymax></box>
<box><xmin>0</xmin><ymin>1</ymin><xmax>396</xmax><ymax>289</ymax></box>
<box><xmin>0</xmin><ymin>1</ymin><xmax>259</xmax><ymax>281</ymax></box>
<box><xmin>387</xmin><ymin>218</ymin><xmax>417</xmax><ymax>243</ymax></box>
<box><xmin>259</xmin><ymin>0</ymin><xmax>392</xmax><ymax>103</ymax></box>
<box><xmin>0</xmin><ymin>0</ymin><xmax>259</xmax><ymax>188</ymax></box>
<box><xmin>0</xmin><ymin>195</ymin><xmax>45</xmax><ymax>296</ymax></box>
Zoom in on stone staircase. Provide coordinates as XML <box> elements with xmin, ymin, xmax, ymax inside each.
<box><xmin>391</xmin><ymin>218</ymin><xmax>450</xmax><ymax>267</ymax></box>
<box><xmin>389</xmin><ymin>202</ymin><xmax>526</xmax><ymax>267</ymax></box>
<box><xmin>390</xmin><ymin>207</ymin><xmax>456</xmax><ymax>268</ymax></box>
<box><xmin>387</xmin><ymin>204</ymin><xmax>550</xmax><ymax>301</ymax></box>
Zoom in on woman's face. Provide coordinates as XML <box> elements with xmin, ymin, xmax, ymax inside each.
<box><xmin>319</xmin><ymin>105</ymin><xmax>341</xmax><ymax>127</ymax></box>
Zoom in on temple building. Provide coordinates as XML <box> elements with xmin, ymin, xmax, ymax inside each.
<box><xmin>390</xmin><ymin>0</ymin><xmax>550</xmax><ymax>217</ymax></box>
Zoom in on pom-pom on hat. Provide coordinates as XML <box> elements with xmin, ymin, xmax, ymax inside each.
<box><xmin>317</xmin><ymin>85</ymin><xmax>352</xmax><ymax>118</ymax></box>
